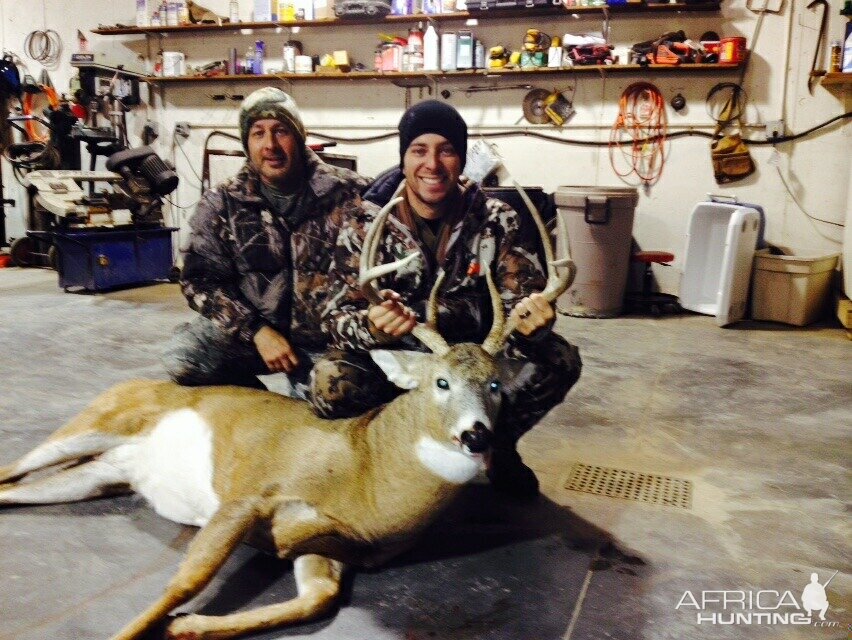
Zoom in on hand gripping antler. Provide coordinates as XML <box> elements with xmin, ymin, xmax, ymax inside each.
<box><xmin>480</xmin><ymin>182</ymin><xmax>576</xmax><ymax>356</ymax></box>
<box><xmin>359</xmin><ymin>191</ymin><xmax>451</xmax><ymax>356</ymax></box>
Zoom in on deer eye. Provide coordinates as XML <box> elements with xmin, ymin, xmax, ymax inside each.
<box><xmin>436</xmin><ymin>378</ymin><xmax>449</xmax><ymax>390</ymax></box>
<box><xmin>489</xmin><ymin>380</ymin><xmax>501</xmax><ymax>393</ymax></box>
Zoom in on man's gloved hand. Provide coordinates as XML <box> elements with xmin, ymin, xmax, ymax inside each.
<box><xmin>253</xmin><ymin>325</ymin><xmax>300</xmax><ymax>373</ymax></box>
<box><xmin>368</xmin><ymin>290</ymin><xmax>417</xmax><ymax>339</ymax></box>
<box><xmin>510</xmin><ymin>292</ymin><xmax>554</xmax><ymax>337</ymax></box>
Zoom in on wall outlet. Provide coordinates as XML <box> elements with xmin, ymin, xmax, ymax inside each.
<box><xmin>764</xmin><ymin>119</ymin><xmax>785</xmax><ymax>141</ymax></box>
<box><xmin>174</xmin><ymin>122</ymin><xmax>190</xmax><ymax>139</ymax></box>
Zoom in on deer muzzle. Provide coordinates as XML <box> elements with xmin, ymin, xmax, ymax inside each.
<box><xmin>459</xmin><ymin>422</ymin><xmax>491</xmax><ymax>454</ymax></box>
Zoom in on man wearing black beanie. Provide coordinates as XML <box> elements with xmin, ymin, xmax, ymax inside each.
<box><xmin>315</xmin><ymin>101</ymin><xmax>582</xmax><ymax>500</ymax></box>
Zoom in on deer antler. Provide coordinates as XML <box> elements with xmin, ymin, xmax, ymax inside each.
<box><xmin>359</xmin><ymin>191</ymin><xmax>451</xmax><ymax>356</ymax></box>
<box><xmin>481</xmin><ymin>182</ymin><xmax>576</xmax><ymax>356</ymax></box>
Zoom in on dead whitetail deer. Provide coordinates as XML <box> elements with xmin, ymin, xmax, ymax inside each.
<box><xmin>0</xmin><ymin>184</ymin><xmax>575</xmax><ymax>640</ymax></box>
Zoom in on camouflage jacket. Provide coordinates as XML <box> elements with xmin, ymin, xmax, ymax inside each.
<box><xmin>321</xmin><ymin>168</ymin><xmax>552</xmax><ymax>352</ymax></box>
<box><xmin>180</xmin><ymin>149</ymin><xmax>369</xmax><ymax>349</ymax></box>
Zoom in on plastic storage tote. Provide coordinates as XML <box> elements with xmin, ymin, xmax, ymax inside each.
<box><xmin>751</xmin><ymin>253</ymin><xmax>839</xmax><ymax>326</ymax></box>
<box><xmin>679</xmin><ymin>201</ymin><xmax>760</xmax><ymax>326</ymax></box>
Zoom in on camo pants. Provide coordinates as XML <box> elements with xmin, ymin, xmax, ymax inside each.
<box><xmin>309</xmin><ymin>333</ymin><xmax>582</xmax><ymax>445</ymax></box>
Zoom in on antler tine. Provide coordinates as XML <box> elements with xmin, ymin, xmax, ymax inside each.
<box><xmin>482</xmin><ymin>182</ymin><xmax>577</xmax><ymax>355</ymax></box>
<box><xmin>359</xmin><ymin>189</ymin><xmax>451</xmax><ymax>356</ymax></box>
<box><xmin>425</xmin><ymin>269</ymin><xmax>447</xmax><ymax>327</ymax></box>
<box><xmin>479</xmin><ymin>266</ymin><xmax>505</xmax><ymax>355</ymax></box>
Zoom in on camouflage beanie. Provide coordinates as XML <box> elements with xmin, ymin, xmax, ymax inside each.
<box><xmin>238</xmin><ymin>87</ymin><xmax>306</xmax><ymax>152</ymax></box>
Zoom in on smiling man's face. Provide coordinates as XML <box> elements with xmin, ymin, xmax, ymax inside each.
<box><xmin>402</xmin><ymin>133</ymin><xmax>462</xmax><ymax>219</ymax></box>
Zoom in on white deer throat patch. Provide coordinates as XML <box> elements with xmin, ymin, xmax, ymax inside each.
<box><xmin>415</xmin><ymin>436</ymin><xmax>483</xmax><ymax>484</ymax></box>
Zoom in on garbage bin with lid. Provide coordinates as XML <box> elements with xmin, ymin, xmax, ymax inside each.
<box><xmin>554</xmin><ymin>186</ymin><xmax>639</xmax><ymax>318</ymax></box>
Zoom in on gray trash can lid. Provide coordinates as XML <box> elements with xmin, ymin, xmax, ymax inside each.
<box><xmin>555</xmin><ymin>185</ymin><xmax>639</xmax><ymax>208</ymax></box>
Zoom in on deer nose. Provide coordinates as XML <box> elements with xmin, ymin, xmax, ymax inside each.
<box><xmin>460</xmin><ymin>422</ymin><xmax>491</xmax><ymax>454</ymax></box>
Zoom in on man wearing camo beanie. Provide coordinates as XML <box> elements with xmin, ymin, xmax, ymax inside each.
<box><xmin>163</xmin><ymin>87</ymin><xmax>370</xmax><ymax>394</ymax></box>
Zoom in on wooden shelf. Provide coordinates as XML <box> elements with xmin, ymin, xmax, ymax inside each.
<box><xmin>819</xmin><ymin>72</ymin><xmax>852</xmax><ymax>86</ymax></box>
<box><xmin>92</xmin><ymin>2</ymin><xmax>720</xmax><ymax>35</ymax></box>
<box><xmin>144</xmin><ymin>62</ymin><xmax>743</xmax><ymax>84</ymax></box>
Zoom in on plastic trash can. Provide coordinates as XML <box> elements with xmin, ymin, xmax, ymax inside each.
<box><xmin>554</xmin><ymin>186</ymin><xmax>638</xmax><ymax>318</ymax></box>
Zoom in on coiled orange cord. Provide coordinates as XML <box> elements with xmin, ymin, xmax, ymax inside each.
<box><xmin>609</xmin><ymin>82</ymin><xmax>668</xmax><ymax>187</ymax></box>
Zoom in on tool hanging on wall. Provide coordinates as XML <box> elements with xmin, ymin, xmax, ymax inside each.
<box><xmin>806</xmin><ymin>0</ymin><xmax>829</xmax><ymax>95</ymax></box>
<box><xmin>522</xmin><ymin>88</ymin><xmax>552</xmax><ymax>124</ymax></box>
<box><xmin>609</xmin><ymin>82</ymin><xmax>668</xmax><ymax>187</ymax></box>
<box><xmin>521</xmin><ymin>87</ymin><xmax>576</xmax><ymax>126</ymax></box>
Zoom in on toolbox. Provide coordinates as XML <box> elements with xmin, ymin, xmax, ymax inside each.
<box><xmin>29</xmin><ymin>227</ymin><xmax>177</xmax><ymax>292</ymax></box>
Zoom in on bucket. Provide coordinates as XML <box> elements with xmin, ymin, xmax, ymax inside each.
<box><xmin>554</xmin><ymin>186</ymin><xmax>638</xmax><ymax>318</ymax></box>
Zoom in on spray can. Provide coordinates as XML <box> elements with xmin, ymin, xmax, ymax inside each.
<box><xmin>407</xmin><ymin>23</ymin><xmax>424</xmax><ymax>71</ymax></box>
<box><xmin>229</xmin><ymin>0</ymin><xmax>240</xmax><ymax>22</ymax></box>
<box><xmin>474</xmin><ymin>39</ymin><xmax>485</xmax><ymax>69</ymax></box>
<box><xmin>283</xmin><ymin>41</ymin><xmax>300</xmax><ymax>72</ymax></box>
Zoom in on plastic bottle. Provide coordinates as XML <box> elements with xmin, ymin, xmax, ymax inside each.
<box><xmin>548</xmin><ymin>36</ymin><xmax>562</xmax><ymax>68</ymax></box>
<box><xmin>423</xmin><ymin>23</ymin><xmax>439</xmax><ymax>71</ymax></box>
<box><xmin>407</xmin><ymin>23</ymin><xmax>424</xmax><ymax>71</ymax></box>
<box><xmin>830</xmin><ymin>40</ymin><xmax>842</xmax><ymax>73</ymax></box>
<box><xmin>136</xmin><ymin>0</ymin><xmax>149</xmax><ymax>27</ymax></box>
<box><xmin>254</xmin><ymin>40</ymin><xmax>266</xmax><ymax>74</ymax></box>
<box><xmin>229</xmin><ymin>0</ymin><xmax>240</xmax><ymax>22</ymax></box>
<box><xmin>244</xmin><ymin>46</ymin><xmax>255</xmax><ymax>74</ymax></box>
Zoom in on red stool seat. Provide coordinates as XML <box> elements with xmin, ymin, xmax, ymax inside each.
<box><xmin>632</xmin><ymin>251</ymin><xmax>675</xmax><ymax>265</ymax></box>
<box><xmin>625</xmin><ymin>250</ymin><xmax>681</xmax><ymax>316</ymax></box>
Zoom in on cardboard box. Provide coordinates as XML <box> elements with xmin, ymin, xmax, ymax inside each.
<box><xmin>751</xmin><ymin>253</ymin><xmax>840</xmax><ymax>326</ymax></box>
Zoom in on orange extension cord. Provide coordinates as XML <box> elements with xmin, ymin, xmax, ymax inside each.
<box><xmin>609</xmin><ymin>82</ymin><xmax>668</xmax><ymax>187</ymax></box>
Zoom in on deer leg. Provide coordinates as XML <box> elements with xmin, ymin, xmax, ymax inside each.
<box><xmin>110</xmin><ymin>498</ymin><xmax>260</xmax><ymax>640</ymax></box>
<box><xmin>0</xmin><ymin>458</ymin><xmax>129</xmax><ymax>505</ymax></box>
<box><xmin>0</xmin><ymin>432</ymin><xmax>128</xmax><ymax>483</ymax></box>
<box><xmin>165</xmin><ymin>554</ymin><xmax>343</xmax><ymax>640</ymax></box>
<box><xmin>269</xmin><ymin>499</ymin><xmax>349</xmax><ymax>559</ymax></box>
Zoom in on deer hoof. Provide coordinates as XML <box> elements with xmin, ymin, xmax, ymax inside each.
<box><xmin>165</xmin><ymin>614</ymin><xmax>202</xmax><ymax>640</ymax></box>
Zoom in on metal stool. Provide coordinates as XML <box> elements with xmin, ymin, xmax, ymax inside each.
<box><xmin>625</xmin><ymin>251</ymin><xmax>682</xmax><ymax>316</ymax></box>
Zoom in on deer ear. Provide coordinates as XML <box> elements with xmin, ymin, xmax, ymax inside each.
<box><xmin>370</xmin><ymin>350</ymin><xmax>427</xmax><ymax>390</ymax></box>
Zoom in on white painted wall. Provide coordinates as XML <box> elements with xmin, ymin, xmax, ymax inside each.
<box><xmin>2</xmin><ymin>0</ymin><xmax>849</xmax><ymax>293</ymax></box>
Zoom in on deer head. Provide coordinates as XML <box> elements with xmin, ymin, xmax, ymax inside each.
<box><xmin>358</xmin><ymin>183</ymin><xmax>576</xmax><ymax>469</ymax></box>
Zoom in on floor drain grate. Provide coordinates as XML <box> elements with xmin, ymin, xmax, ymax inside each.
<box><xmin>564</xmin><ymin>463</ymin><xmax>693</xmax><ymax>509</ymax></box>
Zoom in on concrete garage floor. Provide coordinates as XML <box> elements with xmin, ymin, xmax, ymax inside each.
<box><xmin>0</xmin><ymin>268</ymin><xmax>848</xmax><ymax>640</ymax></box>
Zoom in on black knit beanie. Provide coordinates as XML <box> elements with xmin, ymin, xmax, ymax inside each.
<box><xmin>398</xmin><ymin>100</ymin><xmax>467</xmax><ymax>170</ymax></box>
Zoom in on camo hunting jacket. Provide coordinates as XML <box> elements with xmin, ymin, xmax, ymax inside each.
<box><xmin>321</xmin><ymin>169</ymin><xmax>551</xmax><ymax>352</ymax></box>
<box><xmin>180</xmin><ymin>149</ymin><xmax>369</xmax><ymax>349</ymax></box>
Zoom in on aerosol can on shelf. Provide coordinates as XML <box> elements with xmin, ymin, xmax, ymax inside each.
<box><xmin>407</xmin><ymin>23</ymin><xmax>424</xmax><ymax>71</ymax></box>
<box><xmin>423</xmin><ymin>23</ymin><xmax>439</xmax><ymax>71</ymax></box>
<box><xmin>229</xmin><ymin>0</ymin><xmax>240</xmax><ymax>22</ymax></box>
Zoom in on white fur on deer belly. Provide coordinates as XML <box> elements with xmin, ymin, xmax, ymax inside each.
<box><xmin>109</xmin><ymin>409</ymin><xmax>220</xmax><ymax>526</ymax></box>
<box><xmin>415</xmin><ymin>436</ymin><xmax>482</xmax><ymax>484</ymax></box>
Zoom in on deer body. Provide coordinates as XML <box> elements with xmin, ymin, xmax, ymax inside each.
<box><xmin>0</xmin><ymin>185</ymin><xmax>573</xmax><ymax>640</ymax></box>
<box><xmin>0</xmin><ymin>345</ymin><xmax>501</xmax><ymax>640</ymax></box>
